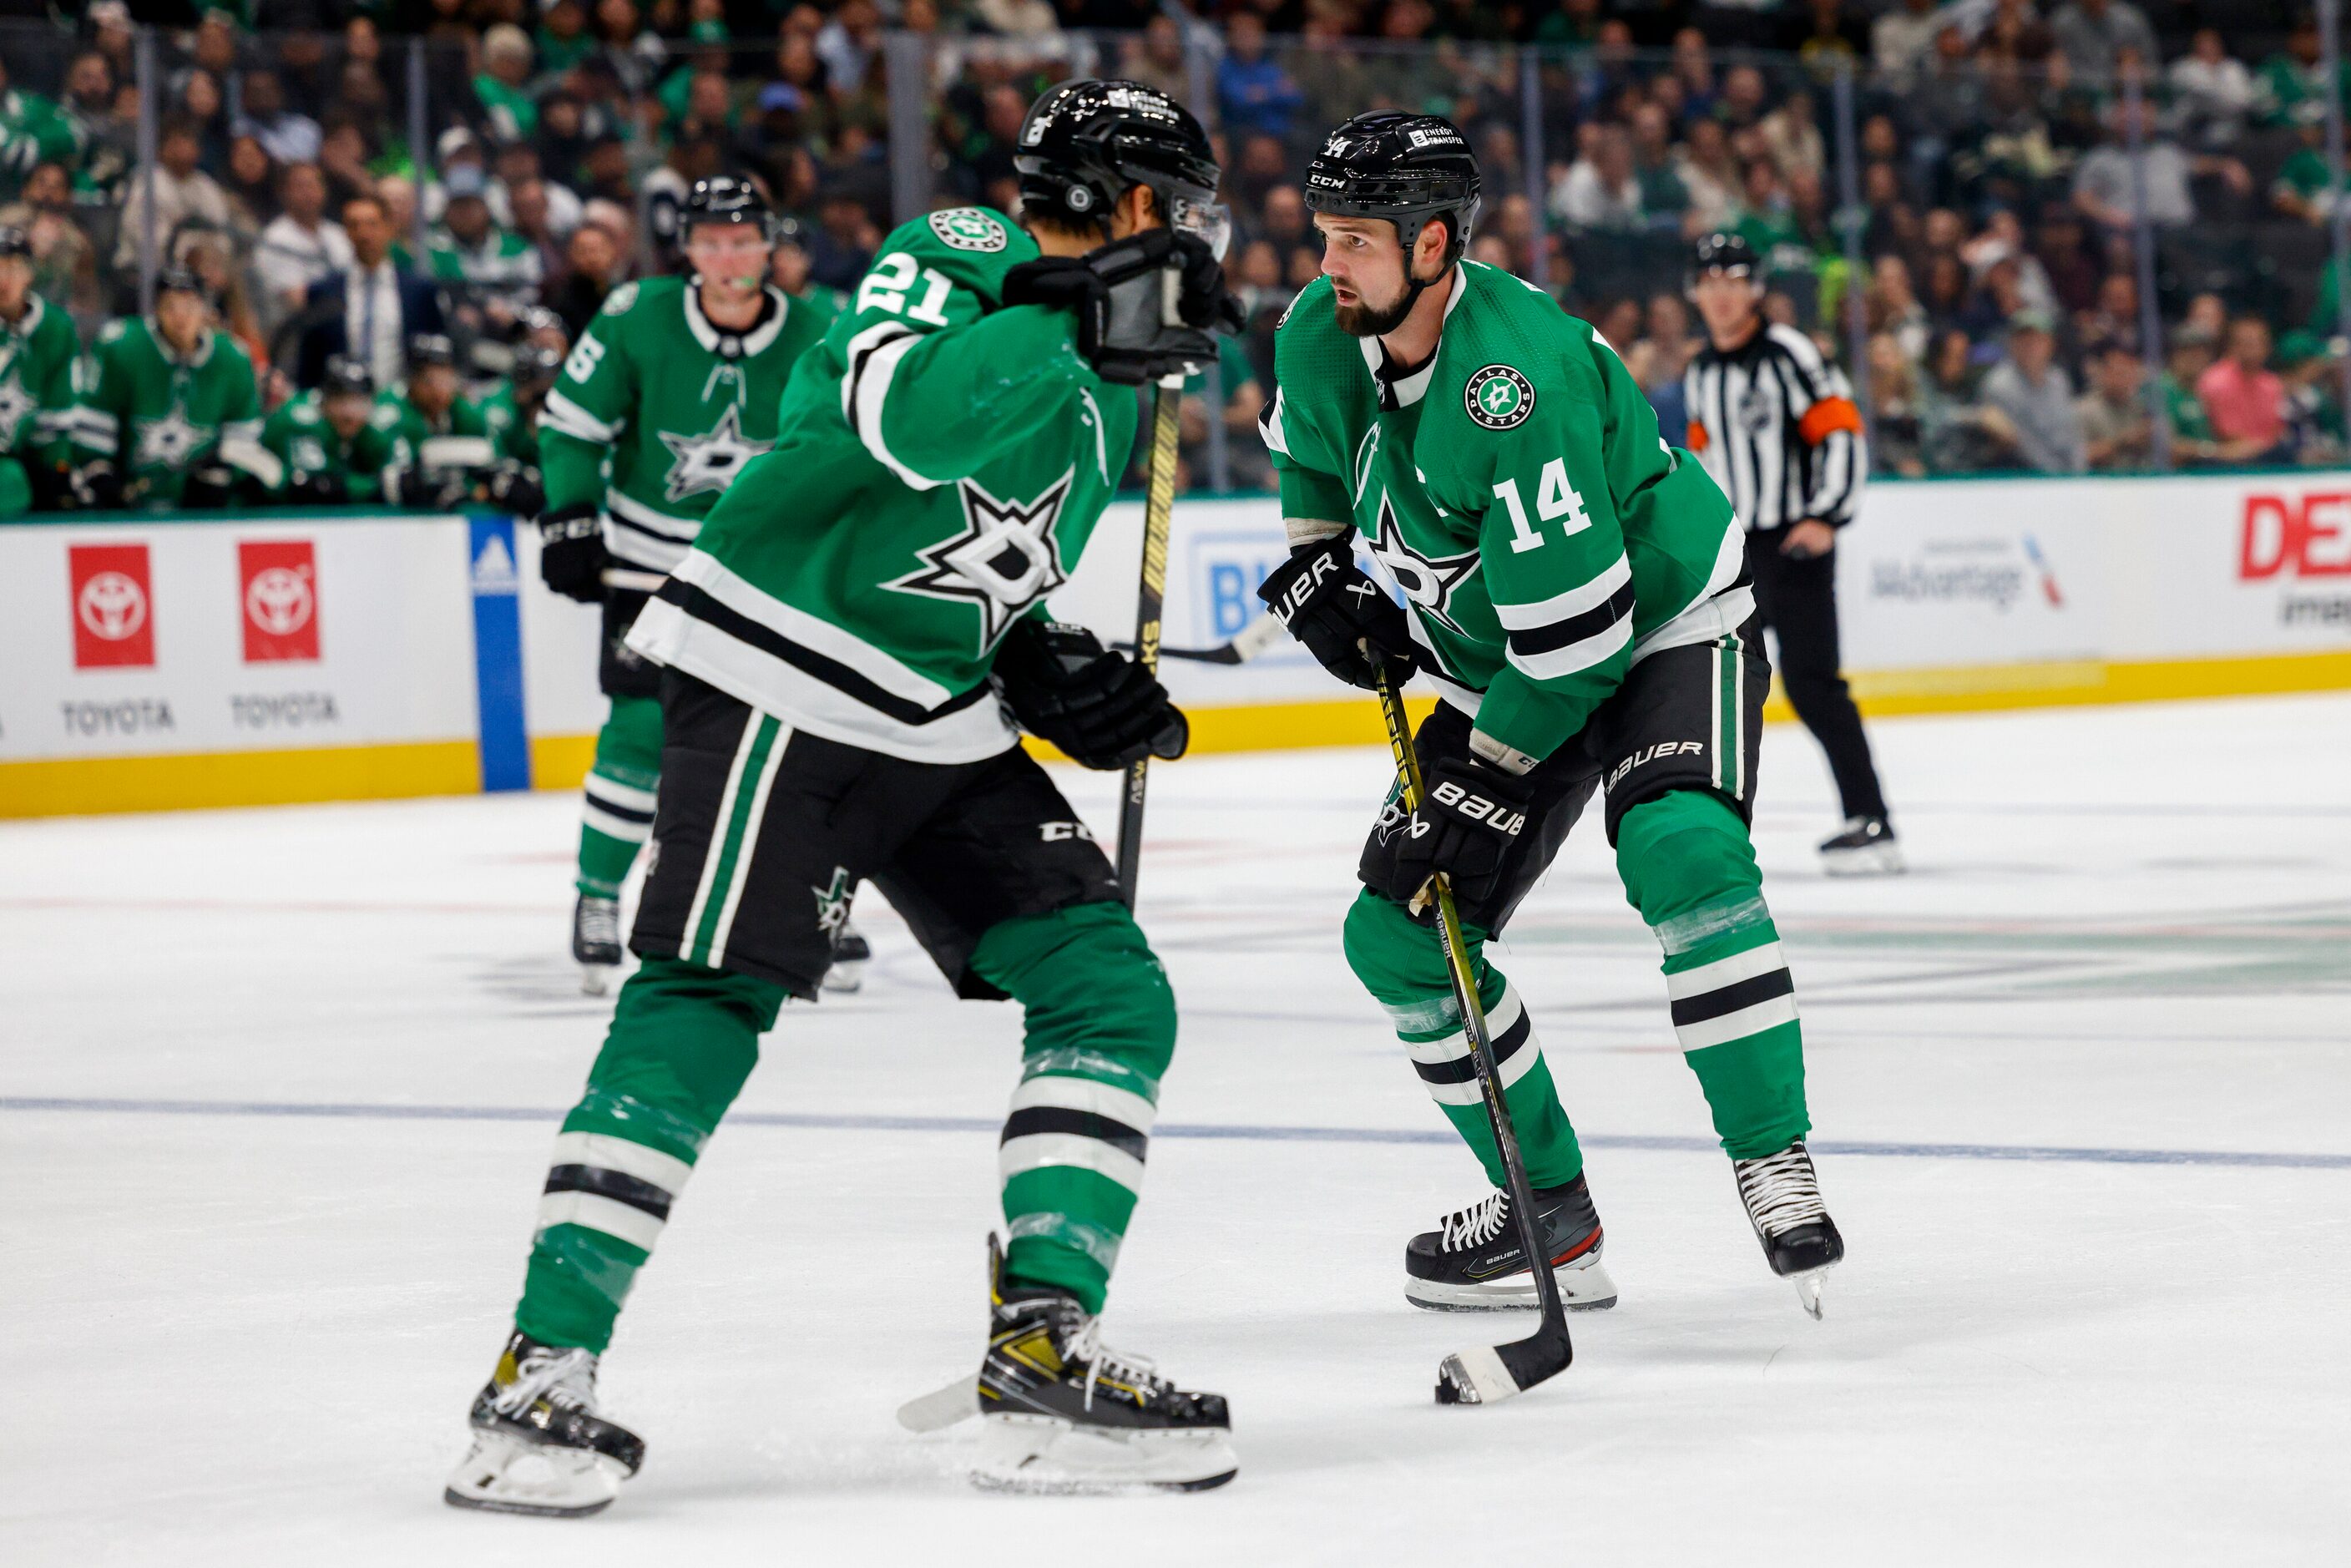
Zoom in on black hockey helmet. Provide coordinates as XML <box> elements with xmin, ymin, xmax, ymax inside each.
<box><xmin>154</xmin><ymin>261</ymin><xmax>209</xmax><ymax>300</ymax></box>
<box><xmin>321</xmin><ymin>354</ymin><xmax>376</xmax><ymax>399</ymax></box>
<box><xmin>680</xmin><ymin>175</ymin><xmax>774</xmax><ymax>241</ymax></box>
<box><xmin>1303</xmin><ymin>112</ymin><xmax>1483</xmax><ymax>265</ymax></box>
<box><xmin>407</xmin><ymin>331</ymin><xmax>458</xmax><ymax>369</ymax></box>
<box><xmin>1016</xmin><ymin>79</ymin><xmax>1228</xmax><ymax>255</ymax></box>
<box><xmin>510</xmin><ymin>342</ymin><xmax>564</xmax><ymax>387</ymax></box>
<box><xmin>1688</xmin><ymin>231</ymin><xmax>1762</xmax><ymax>292</ymax></box>
<box><xmin>0</xmin><ymin>224</ymin><xmax>29</xmax><ymax>262</ymax></box>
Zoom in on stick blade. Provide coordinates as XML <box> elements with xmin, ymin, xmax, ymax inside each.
<box><xmin>1434</xmin><ymin>1320</ymin><xmax>1573</xmax><ymax>1406</ymax></box>
<box><xmin>896</xmin><ymin>1375</ymin><xmax>978</xmax><ymax>1433</ymax></box>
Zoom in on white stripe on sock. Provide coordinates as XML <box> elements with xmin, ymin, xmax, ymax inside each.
<box><xmin>534</xmin><ymin>1190</ymin><xmax>665</xmax><ymax>1252</ymax></box>
<box><xmin>1665</xmin><ymin>940</ymin><xmax>1787</xmax><ymax>1002</ymax></box>
<box><xmin>547</xmin><ymin>1130</ymin><xmax>693</xmax><ymax>1196</ymax></box>
<box><xmin>997</xmin><ymin>1132</ymin><xmax>1145</xmax><ymax>1196</ymax></box>
<box><xmin>1675</xmin><ymin>993</ymin><xmax>1801</xmax><ymax>1051</ymax></box>
<box><xmin>1008</xmin><ymin>1075</ymin><xmax>1158</xmax><ymax>1137</ymax></box>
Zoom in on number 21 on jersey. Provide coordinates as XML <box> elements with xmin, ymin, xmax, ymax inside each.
<box><xmin>857</xmin><ymin>254</ymin><xmax>954</xmax><ymax>326</ymax></box>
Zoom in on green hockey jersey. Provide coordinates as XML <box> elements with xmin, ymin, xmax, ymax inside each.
<box><xmin>424</xmin><ymin>227</ymin><xmax>544</xmax><ymax>306</ymax></box>
<box><xmin>625</xmin><ymin>206</ymin><xmax>1138</xmax><ymax>763</ymax></box>
<box><xmin>477</xmin><ymin>381</ymin><xmax>538</xmax><ymax>463</ymax></box>
<box><xmin>538</xmin><ymin>274</ymin><xmax>832</xmax><ymax>574</ymax></box>
<box><xmin>69</xmin><ymin>316</ymin><xmax>261</xmax><ymax>506</ymax></box>
<box><xmin>260</xmin><ymin>389</ymin><xmax>402</xmax><ymax>501</ymax></box>
<box><xmin>0</xmin><ymin>291</ymin><xmax>78</xmax><ymax>466</ymax></box>
<box><xmin>0</xmin><ymin>87</ymin><xmax>85</xmax><ymax>201</ymax></box>
<box><xmin>1265</xmin><ymin>261</ymin><xmax>1747</xmax><ymax>762</ymax></box>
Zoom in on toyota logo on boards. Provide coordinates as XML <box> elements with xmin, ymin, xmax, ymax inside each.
<box><xmin>240</xmin><ymin>539</ymin><xmax>321</xmax><ymax>662</ymax></box>
<box><xmin>68</xmin><ymin>543</ymin><xmax>156</xmax><ymax>668</ymax></box>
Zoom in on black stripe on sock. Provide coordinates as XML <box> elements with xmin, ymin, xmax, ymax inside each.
<box><xmin>1669</xmin><ymin>968</ymin><xmax>1793</xmax><ymax>1028</ymax></box>
<box><xmin>1412</xmin><ymin>1005</ymin><xmax>1534</xmax><ymax>1086</ymax></box>
<box><xmin>657</xmin><ymin>577</ymin><xmax>991</xmax><ymax>729</ymax></box>
<box><xmin>544</xmin><ymin>1164</ymin><xmax>674</xmax><ymax>1220</ymax></box>
<box><xmin>583</xmin><ymin>793</ymin><xmax>655</xmax><ymax>826</ymax></box>
<box><xmin>998</xmin><ymin>1105</ymin><xmax>1149</xmax><ymax>1162</ymax></box>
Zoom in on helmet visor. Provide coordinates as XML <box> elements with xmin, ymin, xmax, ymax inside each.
<box><xmin>1169</xmin><ymin>192</ymin><xmax>1231</xmax><ymax>262</ymax></box>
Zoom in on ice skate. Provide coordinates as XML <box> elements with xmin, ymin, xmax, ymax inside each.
<box><xmin>1404</xmin><ymin>1174</ymin><xmax>1618</xmax><ymax>1313</ymax></box>
<box><xmin>1733</xmin><ymin>1139</ymin><xmax>1844</xmax><ymax>1318</ymax></box>
<box><xmin>445</xmin><ymin>1330</ymin><xmax>645</xmax><ymax>1517</ymax></box>
<box><xmin>819</xmin><ymin>921</ymin><xmax>870</xmax><ymax>994</ymax></box>
<box><xmin>571</xmin><ymin>893</ymin><xmax>624</xmax><ymax>995</ymax></box>
<box><xmin>971</xmin><ymin>1237</ymin><xmax>1236</xmax><ymax>1494</ymax></box>
<box><xmin>1819</xmin><ymin>816</ymin><xmax>1904</xmax><ymax>876</ymax></box>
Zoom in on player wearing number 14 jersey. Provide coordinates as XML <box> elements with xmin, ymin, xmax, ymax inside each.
<box><xmin>1257</xmin><ymin>113</ymin><xmax>1845</xmax><ymax>1322</ymax></box>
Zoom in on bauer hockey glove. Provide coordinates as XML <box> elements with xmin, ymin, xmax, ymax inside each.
<box><xmin>1256</xmin><ymin>536</ymin><xmax>1419</xmax><ymax>690</ymax></box>
<box><xmin>537</xmin><ymin>503</ymin><xmax>609</xmax><ymax>604</ymax></box>
<box><xmin>1378</xmin><ymin>755</ymin><xmax>1534</xmax><ymax>909</ymax></box>
<box><xmin>993</xmin><ymin>619</ymin><xmax>1189</xmax><ymax>771</ymax></box>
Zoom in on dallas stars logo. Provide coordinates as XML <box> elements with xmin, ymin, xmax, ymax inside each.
<box><xmin>1464</xmin><ymin>364</ymin><xmax>1535</xmax><ymax>431</ymax></box>
<box><xmin>811</xmin><ymin>865</ymin><xmax>854</xmax><ymax>938</ymax></box>
<box><xmin>1364</xmin><ymin>488</ymin><xmax>1479</xmax><ymax>635</ymax></box>
<box><xmin>133</xmin><ymin>407</ymin><xmax>207</xmax><ymax>468</ymax></box>
<box><xmin>659</xmin><ymin>402</ymin><xmax>771</xmax><ymax>503</ymax></box>
<box><xmin>886</xmin><ymin>468</ymin><xmax>1074</xmax><ymax>650</ymax></box>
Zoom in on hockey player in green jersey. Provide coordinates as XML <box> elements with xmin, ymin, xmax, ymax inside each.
<box><xmin>66</xmin><ymin>266</ymin><xmax>264</xmax><ymax>509</ymax></box>
<box><xmin>1256</xmin><ymin>114</ymin><xmax>1844</xmax><ymax>1321</ymax></box>
<box><xmin>446</xmin><ymin>82</ymin><xmax>1241</xmax><ymax>1514</ymax></box>
<box><xmin>260</xmin><ymin>355</ymin><xmax>400</xmax><ymax>506</ymax></box>
<box><xmin>528</xmin><ymin>176</ymin><xmax>836</xmax><ymax>995</ymax></box>
<box><xmin>0</xmin><ymin>225</ymin><xmax>78</xmax><ymax>515</ymax></box>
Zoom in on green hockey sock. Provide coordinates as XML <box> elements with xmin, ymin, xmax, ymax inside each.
<box><xmin>576</xmin><ymin>695</ymin><xmax>663</xmax><ymax>898</ymax></box>
<box><xmin>970</xmin><ymin>900</ymin><xmax>1177</xmax><ymax>1314</ymax></box>
<box><xmin>514</xmin><ymin>954</ymin><xmax>786</xmax><ymax>1351</ymax></box>
<box><xmin>1615</xmin><ymin>791</ymin><xmax>1810</xmax><ymax>1161</ymax></box>
<box><xmin>1342</xmin><ymin>889</ymin><xmax>1584</xmax><ymax>1190</ymax></box>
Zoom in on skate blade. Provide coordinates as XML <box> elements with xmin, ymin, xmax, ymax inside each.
<box><xmin>1792</xmin><ymin>1266</ymin><xmax>1832</xmax><ymax>1320</ymax></box>
<box><xmin>968</xmin><ymin>1414</ymin><xmax>1237</xmax><ymax>1495</ymax></box>
<box><xmin>444</xmin><ymin>1429</ymin><xmax>627</xmax><ymax>1518</ymax></box>
<box><xmin>579</xmin><ymin>963</ymin><xmax>617</xmax><ymax>997</ymax></box>
<box><xmin>1406</xmin><ymin>1254</ymin><xmax>1618</xmax><ymax>1314</ymax></box>
<box><xmin>1821</xmin><ymin>843</ymin><xmax>1905</xmax><ymax>878</ymax></box>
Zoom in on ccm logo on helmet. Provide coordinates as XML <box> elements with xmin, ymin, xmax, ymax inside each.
<box><xmin>1430</xmin><ymin>781</ymin><xmax>1526</xmax><ymax>837</ymax></box>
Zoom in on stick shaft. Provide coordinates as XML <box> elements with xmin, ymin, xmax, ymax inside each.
<box><xmin>1115</xmin><ymin>382</ymin><xmax>1181</xmax><ymax>908</ymax></box>
<box><xmin>1372</xmin><ymin>670</ymin><xmax>1570</xmax><ymax>1335</ymax></box>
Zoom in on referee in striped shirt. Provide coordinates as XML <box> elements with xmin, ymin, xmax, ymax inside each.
<box><xmin>1682</xmin><ymin>233</ymin><xmax>1901</xmax><ymax>874</ymax></box>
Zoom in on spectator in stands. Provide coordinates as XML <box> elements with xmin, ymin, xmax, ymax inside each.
<box><xmin>2255</xmin><ymin>16</ymin><xmax>2333</xmax><ymax>130</ymax></box>
<box><xmin>2075</xmin><ymin>270</ymin><xmax>2145</xmax><ymax>357</ymax></box>
<box><xmin>2169</xmin><ymin>29</ymin><xmax>2256</xmax><ymax>148</ymax></box>
<box><xmin>2076</xmin><ymin>340</ymin><xmax>2154</xmax><ymax>468</ymax></box>
<box><xmin>230</xmin><ymin>71</ymin><xmax>321</xmax><ymax>171</ymax></box>
<box><xmin>478</xmin><ymin>25</ymin><xmax>541</xmax><ymax>145</ymax></box>
<box><xmin>2270</xmin><ymin>122</ymin><xmax>2339</xmax><ymax>226</ymax></box>
<box><xmin>1553</xmin><ymin>124</ymin><xmax>1644</xmax><ymax>230</ymax></box>
<box><xmin>1873</xmin><ymin>0</ymin><xmax>1943</xmax><ymax>82</ymax></box>
<box><xmin>1675</xmin><ymin>117</ymin><xmax>1741</xmax><ymax>233</ymax></box>
<box><xmin>1760</xmin><ymin>88</ymin><xmax>1826</xmax><ymax>186</ymax></box>
<box><xmin>1921</xmin><ymin>326</ymin><xmax>2006</xmax><ymax>471</ymax></box>
<box><xmin>1981</xmin><ymin>310</ymin><xmax>2087</xmax><ymax>473</ymax></box>
<box><xmin>1627</xmin><ymin>104</ymin><xmax>1689</xmax><ymax>221</ymax></box>
<box><xmin>114</xmin><ymin>119</ymin><xmax>233</xmax><ymax>275</ymax></box>
<box><xmin>2049</xmin><ymin>0</ymin><xmax>2157</xmax><ymax>83</ymax></box>
<box><xmin>296</xmin><ymin>194</ymin><xmax>446</xmax><ymax>391</ymax></box>
<box><xmin>255</xmin><ymin>162</ymin><xmax>354</xmax><ymax>326</ymax></box>
<box><xmin>1867</xmin><ymin>253</ymin><xmax>1931</xmax><ymax>365</ymax></box>
<box><xmin>1123</xmin><ymin>16</ymin><xmax>1192</xmax><ymax>104</ymax></box>
<box><xmin>1732</xmin><ymin>159</ymin><xmax>1804</xmax><ymax>271</ymax></box>
<box><xmin>2071</xmin><ymin>98</ymin><xmax>2248</xmax><ymax>234</ymax></box>
<box><xmin>2158</xmin><ymin>325</ymin><xmax>2225</xmax><ymax>464</ymax></box>
<box><xmin>428</xmin><ymin>164</ymin><xmax>544</xmax><ymax>336</ymax></box>
<box><xmin>0</xmin><ymin>163</ymin><xmax>98</xmax><ymax>316</ymax></box>
<box><xmin>1866</xmin><ymin>331</ymin><xmax>1929</xmax><ymax>478</ymax></box>
<box><xmin>221</xmin><ymin>137</ymin><xmax>279</xmax><ymax>238</ymax></box>
<box><xmin>2198</xmin><ymin>315</ymin><xmax>2292</xmax><ymax>463</ymax></box>
<box><xmin>550</xmin><ymin>219</ymin><xmax>624</xmax><ymax>341</ymax></box>
<box><xmin>1220</xmin><ymin>13</ymin><xmax>1305</xmax><ymax>140</ymax></box>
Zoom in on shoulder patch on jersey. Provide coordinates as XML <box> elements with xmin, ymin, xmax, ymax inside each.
<box><xmin>1464</xmin><ymin>363</ymin><xmax>1535</xmax><ymax>431</ymax></box>
<box><xmin>928</xmin><ymin>208</ymin><xmax>1009</xmax><ymax>254</ymax></box>
<box><xmin>99</xmin><ymin>319</ymin><xmax>127</xmax><ymax>344</ymax></box>
<box><xmin>599</xmin><ymin>281</ymin><xmax>640</xmax><ymax>316</ymax></box>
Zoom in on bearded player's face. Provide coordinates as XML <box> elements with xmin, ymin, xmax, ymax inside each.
<box><xmin>1317</xmin><ymin>214</ymin><xmax>1444</xmax><ymax>339</ymax></box>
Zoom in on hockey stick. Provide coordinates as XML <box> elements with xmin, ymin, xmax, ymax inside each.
<box><xmin>1372</xmin><ymin>663</ymin><xmax>1574</xmax><ymax>1406</ymax></box>
<box><xmin>1114</xmin><ymin>376</ymin><xmax>1182</xmax><ymax>911</ymax></box>
<box><xmin>1122</xmin><ymin>610</ymin><xmax>1287</xmax><ymax>666</ymax></box>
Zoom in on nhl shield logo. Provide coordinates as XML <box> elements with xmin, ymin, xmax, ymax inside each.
<box><xmin>929</xmin><ymin>208</ymin><xmax>1009</xmax><ymax>253</ymax></box>
<box><xmin>1464</xmin><ymin>365</ymin><xmax>1534</xmax><ymax>430</ymax></box>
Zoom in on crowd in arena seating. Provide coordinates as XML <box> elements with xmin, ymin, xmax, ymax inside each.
<box><xmin>2</xmin><ymin>0</ymin><xmax>2348</xmax><ymax>513</ymax></box>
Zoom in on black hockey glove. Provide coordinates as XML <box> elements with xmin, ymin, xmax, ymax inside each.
<box><xmin>484</xmin><ymin>458</ymin><xmax>545</xmax><ymax>521</ymax></box>
<box><xmin>1256</xmin><ymin>536</ymin><xmax>1419</xmax><ymax>691</ymax></box>
<box><xmin>1000</xmin><ymin>230</ymin><xmax>1231</xmax><ymax>387</ymax></box>
<box><xmin>993</xmin><ymin>619</ymin><xmax>1188</xmax><ymax>771</ymax></box>
<box><xmin>537</xmin><ymin>502</ymin><xmax>609</xmax><ymax>604</ymax></box>
<box><xmin>1374</xmin><ymin>755</ymin><xmax>1535</xmax><ymax>910</ymax></box>
<box><xmin>68</xmin><ymin>461</ymin><xmax>124</xmax><ymax>511</ymax></box>
<box><xmin>179</xmin><ymin>462</ymin><xmax>241</xmax><ymax>509</ymax></box>
<box><xmin>285</xmin><ymin>469</ymin><xmax>349</xmax><ymax>507</ymax></box>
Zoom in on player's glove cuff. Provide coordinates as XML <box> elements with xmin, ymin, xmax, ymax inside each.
<box><xmin>993</xmin><ymin>619</ymin><xmax>1187</xmax><ymax>771</ymax></box>
<box><xmin>1256</xmin><ymin>536</ymin><xmax>1419</xmax><ymax>691</ymax></box>
<box><xmin>537</xmin><ymin>503</ymin><xmax>609</xmax><ymax>603</ymax></box>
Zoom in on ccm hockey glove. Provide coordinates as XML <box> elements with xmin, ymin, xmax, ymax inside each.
<box><xmin>1377</xmin><ymin>755</ymin><xmax>1535</xmax><ymax>909</ymax></box>
<box><xmin>537</xmin><ymin>503</ymin><xmax>609</xmax><ymax>603</ymax></box>
<box><xmin>1256</xmin><ymin>536</ymin><xmax>1418</xmax><ymax>690</ymax></box>
<box><xmin>993</xmin><ymin>619</ymin><xmax>1188</xmax><ymax>771</ymax></box>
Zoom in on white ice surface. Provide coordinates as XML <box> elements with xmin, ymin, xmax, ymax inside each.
<box><xmin>4</xmin><ymin>694</ymin><xmax>2349</xmax><ymax>1565</ymax></box>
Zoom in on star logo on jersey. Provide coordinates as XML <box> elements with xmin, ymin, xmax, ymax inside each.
<box><xmin>811</xmin><ymin>865</ymin><xmax>854</xmax><ymax>938</ymax></box>
<box><xmin>658</xmin><ymin>402</ymin><xmax>771</xmax><ymax>503</ymax></box>
<box><xmin>0</xmin><ymin>374</ymin><xmax>33</xmax><ymax>444</ymax></box>
<box><xmin>1464</xmin><ymin>364</ymin><xmax>1535</xmax><ymax>431</ymax></box>
<box><xmin>1365</xmin><ymin>488</ymin><xmax>1479</xmax><ymax>636</ymax></box>
<box><xmin>133</xmin><ymin>407</ymin><xmax>207</xmax><ymax>469</ymax></box>
<box><xmin>886</xmin><ymin>468</ymin><xmax>1074</xmax><ymax>650</ymax></box>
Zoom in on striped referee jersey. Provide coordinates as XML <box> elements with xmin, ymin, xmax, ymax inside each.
<box><xmin>1682</xmin><ymin>322</ymin><xmax>1868</xmax><ymax>533</ymax></box>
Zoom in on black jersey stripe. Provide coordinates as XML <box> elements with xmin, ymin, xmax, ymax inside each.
<box><xmin>1412</xmin><ymin>1007</ymin><xmax>1535</xmax><ymax>1085</ymax></box>
<box><xmin>655</xmin><ymin>576</ymin><xmax>992</xmax><ymax>729</ymax></box>
<box><xmin>999</xmin><ymin>1106</ymin><xmax>1150</xmax><ymax>1161</ymax></box>
<box><xmin>1505</xmin><ymin>579</ymin><xmax>1638</xmax><ymax>657</ymax></box>
<box><xmin>1668</xmin><ymin>967</ymin><xmax>1795</xmax><ymax>1028</ymax></box>
<box><xmin>544</xmin><ymin>1164</ymin><xmax>675</xmax><ymax>1219</ymax></box>
<box><xmin>842</xmin><ymin>324</ymin><xmax>914</xmax><ymax>438</ymax></box>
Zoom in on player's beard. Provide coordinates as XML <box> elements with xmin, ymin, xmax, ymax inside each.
<box><xmin>1333</xmin><ymin>271</ymin><xmax>1419</xmax><ymax>338</ymax></box>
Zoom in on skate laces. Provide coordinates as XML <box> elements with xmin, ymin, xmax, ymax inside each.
<box><xmin>496</xmin><ymin>1343</ymin><xmax>599</xmax><ymax>1417</ymax></box>
<box><xmin>1066</xmin><ymin>1317</ymin><xmax>1162</xmax><ymax>1412</ymax></box>
<box><xmin>1439</xmin><ymin>1191</ymin><xmax>1510</xmax><ymax>1252</ymax></box>
<box><xmin>1736</xmin><ymin>1143</ymin><xmax>1828</xmax><ymax>1238</ymax></box>
<box><xmin>579</xmin><ymin>899</ymin><xmax>622</xmax><ymax>946</ymax></box>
